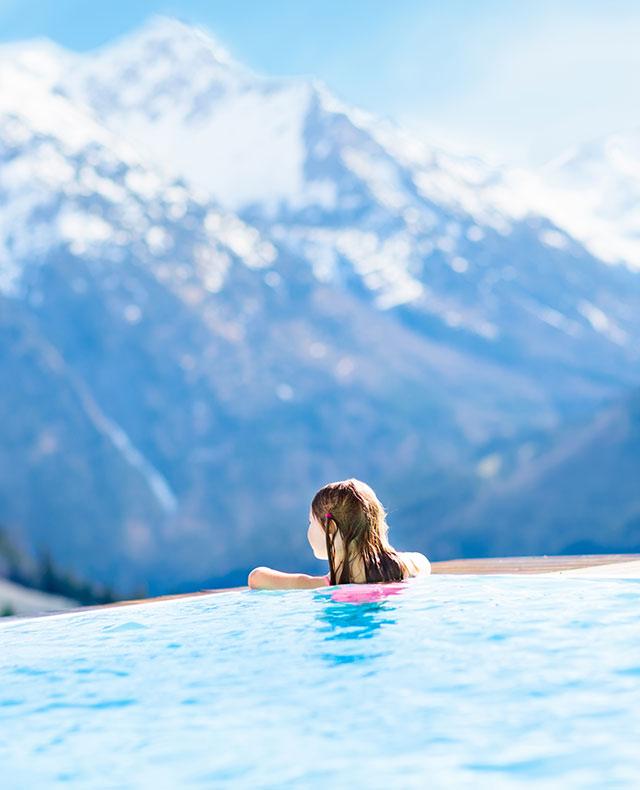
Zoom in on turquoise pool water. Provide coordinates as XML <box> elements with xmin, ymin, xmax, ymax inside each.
<box><xmin>1</xmin><ymin>575</ymin><xmax>639</xmax><ymax>788</ymax></box>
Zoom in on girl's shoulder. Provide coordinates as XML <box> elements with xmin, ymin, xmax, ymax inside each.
<box><xmin>399</xmin><ymin>551</ymin><xmax>431</xmax><ymax>577</ymax></box>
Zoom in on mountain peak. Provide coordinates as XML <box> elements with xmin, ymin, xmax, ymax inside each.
<box><xmin>92</xmin><ymin>15</ymin><xmax>238</xmax><ymax>74</ymax></box>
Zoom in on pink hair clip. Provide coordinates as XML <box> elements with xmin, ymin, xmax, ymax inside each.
<box><xmin>325</xmin><ymin>512</ymin><xmax>333</xmax><ymax>520</ymax></box>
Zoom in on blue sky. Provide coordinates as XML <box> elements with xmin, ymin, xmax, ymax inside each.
<box><xmin>2</xmin><ymin>0</ymin><xmax>639</xmax><ymax>164</ymax></box>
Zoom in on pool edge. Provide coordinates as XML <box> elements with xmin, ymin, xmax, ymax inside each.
<box><xmin>5</xmin><ymin>553</ymin><xmax>640</xmax><ymax>622</ymax></box>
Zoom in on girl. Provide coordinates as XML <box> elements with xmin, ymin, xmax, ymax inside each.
<box><xmin>248</xmin><ymin>478</ymin><xmax>430</xmax><ymax>589</ymax></box>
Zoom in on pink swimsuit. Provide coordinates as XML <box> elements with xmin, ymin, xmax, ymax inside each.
<box><xmin>323</xmin><ymin>573</ymin><xmax>406</xmax><ymax>602</ymax></box>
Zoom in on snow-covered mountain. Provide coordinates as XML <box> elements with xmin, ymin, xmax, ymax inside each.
<box><xmin>54</xmin><ymin>18</ymin><xmax>640</xmax><ymax>382</ymax></box>
<box><xmin>2</xmin><ymin>16</ymin><xmax>640</xmax><ymax>592</ymax></box>
<box><xmin>526</xmin><ymin>129</ymin><xmax>640</xmax><ymax>270</ymax></box>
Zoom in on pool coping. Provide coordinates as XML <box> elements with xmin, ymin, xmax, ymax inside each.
<box><xmin>5</xmin><ymin>553</ymin><xmax>640</xmax><ymax>621</ymax></box>
<box><xmin>430</xmin><ymin>554</ymin><xmax>640</xmax><ymax>574</ymax></box>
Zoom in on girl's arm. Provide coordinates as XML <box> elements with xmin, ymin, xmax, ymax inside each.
<box><xmin>248</xmin><ymin>566</ymin><xmax>330</xmax><ymax>590</ymax></box>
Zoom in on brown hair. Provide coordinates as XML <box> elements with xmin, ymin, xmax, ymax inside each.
<box><xmin>311</xmin><ymin>478</ymin><xmax>409</xmax><ymax>585</ymax></box>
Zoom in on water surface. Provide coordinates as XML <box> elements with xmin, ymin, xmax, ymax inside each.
<box><xmin>1</xmin><ymin>575</ymin><xmax>639</xmax><ymax>787</ymax></box>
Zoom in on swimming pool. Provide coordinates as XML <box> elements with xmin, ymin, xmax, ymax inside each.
<box><xmin>1</xmin><ymin>575</ymin><xmax>639</xmax><ymax>787</ymax></box>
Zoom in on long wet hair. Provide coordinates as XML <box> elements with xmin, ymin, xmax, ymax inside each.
<box><xmin>311</xmin><ymin>478</ymin><xmax>409</xmax><ymax>585</ymax></box>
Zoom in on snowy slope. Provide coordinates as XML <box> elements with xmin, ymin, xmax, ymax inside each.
<box><xmin>0</xmin><ymin>577</ymin><xmax>75</xmax><ymax>617</ymax></box>
<box><xmin>519</xmin><ymin>129</ymin><xmax>640</xmax><ymax>270</ymax></box>
<box><xmin>55</xmin><ymin>18</ymin><xmax>522</xmax><ymax>224</ymax></box>
<box><xmin>10</xmin><ymin>18</ymin><xmax>639</xmax><ymax>319</ymax></box>
<box><xmin>55</xmin><ymin>18</ymin><xmax>529</xmax><ymax>312</ymax></box>
<box><xmin>52</xmin><ymin>17</ymin><xmax>640</xmax><ymax>394</ymax></box>
<box><xmin>57</xmin><ymin>17</ymin><xmax>318</xmax><ymax>214</ymax></box>
<box><xmin>0</xmin><ymin>59</ymin><xmax>276</xmax><ymax>300</ymax></box>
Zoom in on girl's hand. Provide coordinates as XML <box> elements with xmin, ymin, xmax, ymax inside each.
<box><xmin>247</xmin><ymin>566</ymin><xmax>330</xmax><ymax>590</ymax></box>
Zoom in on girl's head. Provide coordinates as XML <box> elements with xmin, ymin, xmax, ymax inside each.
<box><xmin>308</xmin><ymin>478</ymin><xmax>408</xmax><ymax>585</ymax></box>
